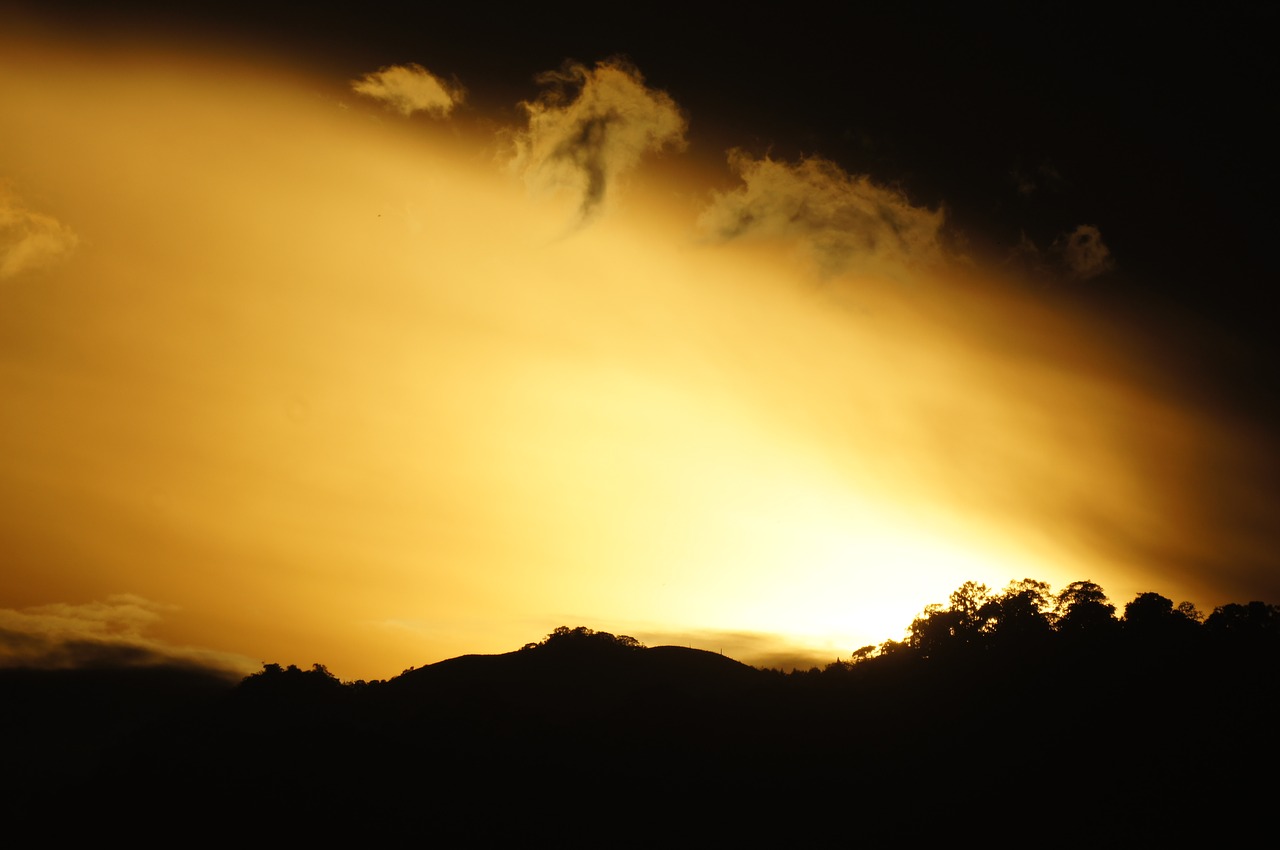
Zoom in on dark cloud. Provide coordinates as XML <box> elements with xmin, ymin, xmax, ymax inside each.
<box><xmin>1055</xmin><ymin>224</ymin><xmax>1113</xmax><ymax>279</ymax></box>
<box><xmin>0</xmin><ymin>595</ymin><xmax>255</xmax><ymax>675</ymax></box>
<box><xmin>1002</xmin><ymin>224</ymin><xmax>1113</xmax><ymax>281</ymax></box>
<box><xmin>507</xmin><ymin>59</ymin><xmax>686</xmax><ymax>222</ymax></box>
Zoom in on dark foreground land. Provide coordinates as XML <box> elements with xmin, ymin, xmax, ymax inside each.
<box><xmin>5</xmin><ymin>585</ymin><xmax>1278</xmax><ymax>841</ymax></box>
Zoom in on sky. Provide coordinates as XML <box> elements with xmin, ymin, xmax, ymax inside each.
<box><xmin>2</xmin><ymin>3</ymin><xmax>1278</xmax><ymax>679</ymax></box>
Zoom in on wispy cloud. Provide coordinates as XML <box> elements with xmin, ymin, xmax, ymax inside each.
<box><xmin>0</xmin><ymin>188</ymin><xmax>78</xmax><ymax>279</ymax></box>
<box><xmin>698</xmin><ymin>151</ymin><xmax>944</xmax><ymax>277</ymax></box>
<box><xmin>351</xmin><ymin>63</ymin><xmax>465</xmax><ymax>117</ymax></box>
<box><xmin>507</xmin><ymin>59</ymin><xmax>686</xmax><ymax>222</ymax></box>
<box><xmin>0</xmin><ymin>595</ymin><xmax>255</xmax><ymax>675</ymax></box>
<box><xmin>1055</xmin><ymin>223</ymin><xmax>1113</xmax><ymax>279</ymax></box>
<box><xmin>1004</xmin><ymin>224</ymin><xmax>1114</xmax><ymax>281</ymax></box>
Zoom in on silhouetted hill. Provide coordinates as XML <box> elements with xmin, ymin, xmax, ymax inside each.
<box><xmin>8</xmin><ymin>603</ymin><xmax>1279</xmax><ymax>840</ymax></box>
<box><xmin>0</xmin><ymin>663</ymin><xmax>238</xmax><ymax>805</ymax></box>
<box><xmin>391</xmin><ymin>642</ymin><xmax>762</xmax><ymax>698</ymax></box>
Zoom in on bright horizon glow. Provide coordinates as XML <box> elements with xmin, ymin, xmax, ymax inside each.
<box><xmin>1</xmin><ymin>29</ymin><xmax>1266</xmax><ymax>679</ymax></box>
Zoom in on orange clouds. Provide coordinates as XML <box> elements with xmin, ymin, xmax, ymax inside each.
<box><xmin>507</xmin><ymin>59</ymin><xmax>687</xmax><ymax>222</ymax></box>
<box><xmin>351</xmin><ymin>63</ymin><xmax>465</xmax><ymax>117</ymax></box>
<box><xmin>0</xmin><ymin>188</ymin><xmax>78</xmax><ymax>280</ymax></box>
<box><xmin>698</xmin><ymin>151</ymin><xmax>944</xmax><ymax>278</ymax></box>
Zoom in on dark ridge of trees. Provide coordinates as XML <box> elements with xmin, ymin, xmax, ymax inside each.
<box><xmin>1205</xmin><ymin>600</ymin><xmax>1280</xmax><ymax>642</ymax></box>
<box><xmin>6</xmin><ymin>581</ymin><xmax>1278</xmax><ymax>840</ymax></box>
<box><xmin>856</xmin><ymin>577</ymin><xmax>1252</xmax><ymax>667</ymax></box>
<box><xmin>236</xmin><ymin>661</ymin><xmax>347</xmax><ymax>699</ymax></box>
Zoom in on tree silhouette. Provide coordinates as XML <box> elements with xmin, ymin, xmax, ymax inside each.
<box><xmin>978</xmin><ymin>578</ymin><xmax>1056</xmax><ymax>650</ymax></box>
<box><xmin>1123</xmin><ymin>592</ymin><xmax>1202</xmax><ymax>640</ymax></box>
<box><xmin>238</xmin><ymin>661</ymin><xmax>345</xmax><ymax>700</ymax></box>
<box><xmin>539</xmin><ymin>626</ymin><xmax>643</xmax><ymax>648</ymax></box>
<box><xmin>949</xmin><ymin>581</ymin><xmax>991</xmax><ymax>632</ymax></box>
<box><xmin>907</xmin><ymin>603</ymin><xmax>967</xmax><ymax>659</ymax></box>
<box><xmin>1205</xmin><ymin>601</ymin><xmax>1280</xmax><ymax>644</ymax></box>
<box><xmin>1055</xmin><ymin>580</ymin><xmax>1118</xmax><ymax>639</ymax></box>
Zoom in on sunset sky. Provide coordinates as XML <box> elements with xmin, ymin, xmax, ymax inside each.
<box><xmin>3</xmin><ymin>3</ymin><xmax>1277</xmax><ymax>679</ymax></box>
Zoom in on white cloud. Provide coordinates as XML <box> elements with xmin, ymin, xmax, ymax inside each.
<box><xmin>0</xmin><ymin>189</ymin><xmax>78</xmax><ymax>279</ymax></box>
<box><xmin>0</xmin><ymin>595</ymin><xmax>255</xmax><ymax>674</ymax></box>
<box><xmin>507</xmin><ymin>59</ymin><xmax>687</xmax><ymax>222</ymax></box>
<box><xmin>698</xmin><ymin>151</ymin><xmax>944</xmax><ymax>277</ymax></box>
<box><xmin>351</xmin><ymin>63</ymin><xmax>465</xmax><ymax>117</ymax></box>
<box><xmin>1056</xmin><ymin>224</ymin><xmax>1113</xmax><ymax>279</ymax></box>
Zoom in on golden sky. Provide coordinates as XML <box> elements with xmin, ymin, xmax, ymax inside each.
<box><xmin>2</xmin><ymin>25</ymin><xmax>1277</xmax><ymax>679</ymax></box>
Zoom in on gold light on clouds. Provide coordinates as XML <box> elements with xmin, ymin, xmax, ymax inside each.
<box><xmin>1</xmin><ymin>28</ymin><xmax>1273</xmax><ymax>679</ymax></box>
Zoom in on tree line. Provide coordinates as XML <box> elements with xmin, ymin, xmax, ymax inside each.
<box><xmin>765</xmin><ymin>577</ymin><xmax>1279</xmax><ymax>680</ymax></box>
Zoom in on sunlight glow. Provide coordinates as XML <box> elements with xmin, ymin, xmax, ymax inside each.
<box><xmin>0</xmin><ymin>30</ymin><xmax>1242</xmax><ymax>678</ymax></box>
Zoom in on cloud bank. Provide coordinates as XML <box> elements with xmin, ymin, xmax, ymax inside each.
<box><xmin>507</xmin><ymin>59</ymin><xmax>687</xmax><ymax>222</ymax></box>
<box><xmin>637</xmin><ymin>627</ymin><xmax>846</xmax><ymax>672</ymax></box>
<box><xmin>698</xmin><ymin>152</ymin><xmax>944</xmax><ymax>277</ymax></box>
<box><xmin>351</xmin><ymin>63</ymin><xmax>465</xmax><ymax>117</ymax></box>
<box><xmin>0</xmin><ymin>595</ymin><xmax>255</xmax><ymax>675</ymax></box>
<box><xmin>0</xmin><ymin>189</ymin><xmax>78</xmax><ymax>279</ymax></box>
